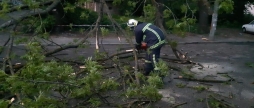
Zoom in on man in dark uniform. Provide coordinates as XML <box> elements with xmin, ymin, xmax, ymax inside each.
<box><xmin>127</xmin><ymin>19</ymin><xmax>166</xmax><ymax>76</ymax></box>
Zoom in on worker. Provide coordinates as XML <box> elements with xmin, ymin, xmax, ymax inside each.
<box><xmin>126</xmin><ymin>19</ymin><xmax>166</xmax><ymax>76</ymax></box>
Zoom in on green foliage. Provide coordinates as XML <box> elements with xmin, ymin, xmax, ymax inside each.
<box><xmin>176</xmin><ymin>83</ymin><xmax>186</xmax><ymax>88</ymax></box>
<box><xmin>21</xmin><ymin>92</ymin><xmax>61</xmax><ymax>108</ymax></box>
<box><xmin>20</xmin><ymin>15</ymin><xmax>56</xmax><ymax>34</ymax></box>
<box><xmin>125</xmin><ymin>84</ymin><xmax>162</xmax><ymax>101</ymax></box>
<box><xmin>245</xmin><ymin>62</ymin><xmax>254</xmax><ymax>68</ymax></box>
<box><xmin>0</xmin><ymin>71</ymin><xmax>8</xmax><ymax>98</ymax></box>
<box><xmin>0</xmin><ymin>41</ymin><xmax>120</xmax><ymax>107</ymax></box>
<box><xmin>147</xmin><ymin>75</ymin><xmax>163</xmax><ymax>88</ymax></box>
<box><xmin>193</xmin><ymin>86</ymin><xmax>208</xmax><ymax>92</ymax></box>
<box><xmin>64</xmin><ymin>7</ymin><xmax>110</xmax><ymax>26</ymax></box>
<box><xmin>0</xmin><ymin>1</ymin><xmax>11</xmax><ymax>14</ymax></box>
<box><xmin>94</xmin><ymin>51</ymin><xmax>107</xmax><ymax>60</ymax></box>
<box><xmin>112</xmin><ymin>0</ymin><xmax>122</xmax><ymax>5</ymax></box>
<box><xmin>180</xmin><ymin>68</ymin><xmax>194</xmax><ymax>79</ymax></box>
<box><xmin>154</xmin><ymin>59</ymin><xmax>170</xmax><ymax>77</ymax></box>
<box><xmin>63</xmin><ymin>2</ymin><xmax>76</xmax><ymax>12</ymax></box>
<box><xmin>100</xmin><ymin>27</ymin><xmax>109</xmax><ymax>36</ymax></box>
<box><xmin>124</xmin><ymin>59</ymin><xmax>170</xmax><ymax>101</ymax></box>
<box><xmin>113</xmin><ymin>0</ymin><xmax>138</xmax><ymax>16</ymax></box>
<box><xmin>88</xmin><ymin>98</ymin><xmax>101</xmax><ymax>107</ymax></box>
<box><xmin>207</xmin><ymin>95</ymin><xmax>228</xmax><ymax>108</ymax></box>
<box><xmin>163</xmin><ymin>9</ymin><xmax>172</xmax><ymax>19</ymax></box>
<box><xmin>219</xmin><ymin>0</ymin><xmax>234</xmax><ymax>14</ymax></box>
<box><xmin>0</xmin><ymin>0</ymin><xmax>244</xmax><ymax>107</ymax></box>
<box><xmin>180</xmin><ymin>4</ymin><xmax>188</xmax><ymax>14</ymax></box>
<box><xmin>0</xmin><ymin>100</ymin><xmax>9</xmax><ymax>108</ymax></box>
<box><xmin>142</xmin><ymin>4</ymin><xmax>156</xmax><ymax>22</ymax></box>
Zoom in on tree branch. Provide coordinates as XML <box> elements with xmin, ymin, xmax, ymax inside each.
<box><xmin>1</xmin><ymin>1</ymin><xmax>53</xmax><ymax>13</ymax></box>
<box><xmin>0</xmin><ymin>0</ymin><xmax>61</xmax><ymax>29</ymax></box>
<box><xmin>2</xmin><ymin>25</ymin><xmax>17</xmax><ymax>74</ymax></box>
<box><xmin>101</xmin><ymin>0</ymin><xmax>140</xmax><ymax>85</ymax></box>
<box><xmin>44</xmin><ymin>1</ymin><xmax>103</xmax><ymax>57</ymax></box>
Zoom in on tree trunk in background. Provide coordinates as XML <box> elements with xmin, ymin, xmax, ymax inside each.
<box><xmin>52</xmin><ymin>3</ymin><xmax>65</xmax><ymax>33</ymax></box>
<box><xmin>198</xmin><ymin>0</ymin><xmax>209</xmax><ymax>34</ymax></box>
<box><xmin>151</xmin><ymin>0</ymin><xmax>185</xmax><ymax>60</ymax></box>
<box><xmin>209</xmin><ymin>0</ymin><xmax>219</xmax><ymax>40</ymax></box>
<box><xmin>95</xmin><ymin>1</ymin><xmax>103</xmax><ymax>52</ymax></box>
<box><xmin>152</xmin><ymin>0</ymin><xmax>166</xmax><ymax>33</ymax></box>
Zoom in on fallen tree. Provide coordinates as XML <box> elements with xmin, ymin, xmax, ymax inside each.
<box><xmin>0</xmin><ymin>0</ymin><xmax>206</xmax><ymax>107</ymax></box>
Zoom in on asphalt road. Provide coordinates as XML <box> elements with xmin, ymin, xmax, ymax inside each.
<box><xmin>1</xmin><ymin>40</ymin><xmax>254</xmax><ymax>107</ymax></box>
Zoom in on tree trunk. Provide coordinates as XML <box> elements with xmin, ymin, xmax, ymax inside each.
<box><xmin>152</xmin><ymin>0</ymin><xmax>165</xmax><ymax>32</ymax></box>
<box><xmin>198</xmin><ymin>0</ymin><xmax>209</xmax><ymax>34</ymax></box>
<box><xmin>0</xmin><ymin>0</ymin><xmax>61</xmax><ymax>29</ymax></box>
<box><xmin>95</xmin><ymin>1</ymin><xmax>103</xmax><ymax>52</ymax></box>
<box><xmin>52</xmin><ymin>3</ymin><xmax>65</xmax><ymax>33</ymax></box>
<box><xmin>209</xmin><ymin>0</ymin><xmax>219</xmax><ymax>40</ymax></box>
<box><xmin>151</xmin><ymin>0</ymin><xmax>187</xmax><ymax>60</ymax></box>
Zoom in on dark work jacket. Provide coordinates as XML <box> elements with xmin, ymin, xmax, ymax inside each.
<box><xmin>134</xmin><ymin>22</ymin><xmax>165</xmax><ymax>48</ymax></box>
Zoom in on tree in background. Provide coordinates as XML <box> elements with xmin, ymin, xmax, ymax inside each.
<box><xmin>209</xmin><ymin>0</ymin><xmax>234</xmax><ymax>40</ymax></box>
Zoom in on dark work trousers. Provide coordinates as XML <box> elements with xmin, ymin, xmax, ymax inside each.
<box><xmin>144</xmin><ymin>46</ymin><xmax>162</xmax><ymax>76</ymax></box>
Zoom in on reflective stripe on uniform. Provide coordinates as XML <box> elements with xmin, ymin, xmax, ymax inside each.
<box><xmin>143</xmin><ymin>35</ymin><xmax>146</xmax><ymax>41</ymax></box>
<box><xmin>142</xmin><ymin>24</ymin><xmax>151</xmax><ymax>32</ymax></box>
<box><xmin>153</xmin><ymin>54</ymin><xmax>159</xmax><ymax>70</ymax></box>
<box><xmin>145</xmin><ymin>60</ymin><xmax>152</xmax><ymax>63</ymax></box>
<box><xmin>150</xmin><ymin>40</ymin><xmax>166</xmax><ymax>49</ymax></box>
<box><xmin>141</xmin><ymin>23</ymin><xmax>165</xmax><ymax>49</ymax></box>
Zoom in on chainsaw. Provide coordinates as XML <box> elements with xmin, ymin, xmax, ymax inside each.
<box><xmin>122</xmin><ymin>42</ymin><xmax>147</xmax><ymax>53</ymax></box>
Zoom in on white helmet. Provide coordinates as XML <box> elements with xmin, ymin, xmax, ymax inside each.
<box><xmin>127</xmin><ymin>19</ymin><xmax>138</xmax><ymax>27</ymax></box>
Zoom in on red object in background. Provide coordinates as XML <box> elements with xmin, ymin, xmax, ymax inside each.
<box><xmin>141</xmin><ymin>42</ymin><xmax>147</xmax><ymax>50</ymax></box>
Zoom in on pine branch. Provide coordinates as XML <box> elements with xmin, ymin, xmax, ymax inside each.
<box><xmin>23</xmin><ymin>79</ymin><xmax>80</xmax><ymax>87</ymax></box>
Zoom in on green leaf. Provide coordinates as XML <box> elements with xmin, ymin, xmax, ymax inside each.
<box><xmin>180</xmin><ymin>4</ymin><xmax>187</xmax><ymax>13</ymax></box>
<box><xmin>0</xmin><ymin>100</ymin><xmax>9</xmax><ymax>108</ymax></box>
<box><xmin>219</xmin><ymin>0</ymin><xmax>234</xmax><ymax>13</ymax></box>
<box><xmin>147</xmin><ymin>75</ymin><xmax>163</xmax><ymax>88</ymax></box>
<box><xmin>100</xmin><ymin>79</ymin><xmax>119</xmax><ymax>91</ymax></box>
<box><xmin>113</xmin><ymin>0</ymin><xmax>122</xmax><ymax>5</ymax></box>
<box><xmin>163</xmin><ymin>9</ymin><xmax>171</xmax><ymax>18</ymax></box>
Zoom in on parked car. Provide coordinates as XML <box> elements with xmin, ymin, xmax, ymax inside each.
<box><xmin>242</xmin><ymin>20</ymin><xmax>254</xmax><ymax>33</ymax></box>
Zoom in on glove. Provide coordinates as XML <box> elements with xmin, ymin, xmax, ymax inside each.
<box><xmin>141</xmin><ymin>42</ymin><xmax>147</xmax><ymax>50</ymax></box>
